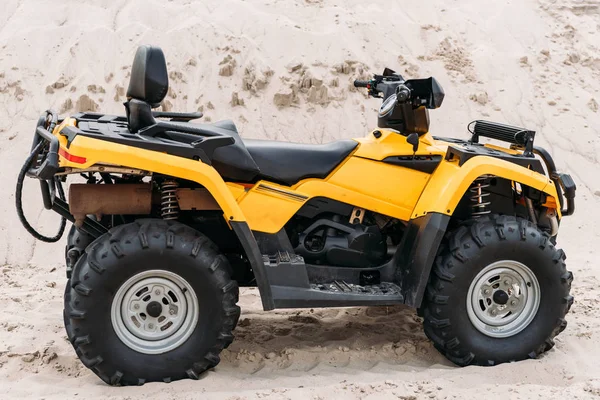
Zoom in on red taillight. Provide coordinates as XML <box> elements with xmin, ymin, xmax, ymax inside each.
<box><xmin>58</xmin><ymin>148</ymin><xmax>87</xmax><ymax>164</ymax></box>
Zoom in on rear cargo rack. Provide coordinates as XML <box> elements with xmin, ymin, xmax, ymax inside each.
<box><xmin>60</xmin><ymin>112</ymin><xmax>235</xmax><ymax>165</ymax></box>
<box><xmin>468</xmin><ymin>120</ymin><xmax>535</xmax><ymax>156</ymax></box>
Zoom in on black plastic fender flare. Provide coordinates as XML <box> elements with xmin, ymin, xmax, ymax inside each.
<box><xmin>230</xmin><ymin>221</ymin><xmax>275</xmax><ymax>311</ymax></box>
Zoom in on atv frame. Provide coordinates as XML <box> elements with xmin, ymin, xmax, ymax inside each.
<box><xmin>27</xmin><ymin>108</ymin><xmax>574</xmax><ymax>311</ymax></box>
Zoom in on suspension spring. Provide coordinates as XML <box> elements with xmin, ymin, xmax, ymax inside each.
<box><xmin>469</xmin><ymin>176</ymin><xmax>492</xmax><ymax>217</ymax></box>
<box><xmin>161</xmin><ymin>180</ymin><xmax>180</xmax><ymax>220</ymax></box>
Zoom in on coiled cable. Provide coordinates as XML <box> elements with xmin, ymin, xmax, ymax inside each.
<box><xmin>15</xmin><ymin>140</ymin><xmax>66</xmax><ymax>242</ymax></box>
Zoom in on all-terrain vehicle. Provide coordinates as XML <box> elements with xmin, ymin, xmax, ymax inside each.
<box><xmin>17</xmin><ymin>45</ymin><xmax>576</xmax><ymax>385</ymax></box>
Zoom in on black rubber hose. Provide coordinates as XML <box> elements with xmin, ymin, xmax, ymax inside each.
<box><xmin>15</xmin><ymin>141</ymin><xmax>67</xmax><ymax>243</ymax></box>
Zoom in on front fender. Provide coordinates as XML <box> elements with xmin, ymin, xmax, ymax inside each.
<box><xmin>412</xmin><ymin>156</ymin><xmax>558</xmax><ymax>218</ymax></box>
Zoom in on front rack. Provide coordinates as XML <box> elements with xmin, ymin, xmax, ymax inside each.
<box><xmin>465</xmin><ymin>119</ymin><xmax>575</xmax><ymax>215</ymax></box>
<box><xmin>469</xmin><ymin>120</ymin><xmax>535</xmax><ymax>156</ymax></box>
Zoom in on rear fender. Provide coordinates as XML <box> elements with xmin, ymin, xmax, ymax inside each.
<box><xmin>58</xmin><ymin>129</ymin><xmax>276</xmax><ymax>310</ymax></box>
<box><xmin>58</xmin><ymin>131</ymin><xmax>245</xmax><ymax>221</ymax></box>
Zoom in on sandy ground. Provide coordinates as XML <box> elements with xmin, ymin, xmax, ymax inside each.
<box><xmin>1</xmin><ymin>0</ymin><xmax>600</xmax><ymax>398</ymax></box>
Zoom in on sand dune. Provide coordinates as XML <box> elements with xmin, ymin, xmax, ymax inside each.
<box><xmin>1</xmin><ymin>0</ymin><xmax>599</xmax><ymax>398</ymax></box>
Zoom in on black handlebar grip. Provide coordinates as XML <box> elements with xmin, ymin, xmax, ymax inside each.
<box><xmin>353</xmin><ymin>80</ymin><xmax>370</xmax><ymax>88</ymax></box>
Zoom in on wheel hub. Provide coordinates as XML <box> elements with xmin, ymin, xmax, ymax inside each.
<box><xmin>492</xmin><ymin>289</ymin><xmax>509</xmax><ymax>305</ymax></box>
<box><xmin>111</xmin><ymin>270</ymin><xmax>199</xmax><ymax>355</ymax></box>
<box><xmin>466</xmin><ymin>260</ymin><xmax>540</xmax><ymax>338</ymax></box>
<box><xmin>146</xmin><ymin>301</ymin><xmax>163</xmax><ymax>318</ymax></box>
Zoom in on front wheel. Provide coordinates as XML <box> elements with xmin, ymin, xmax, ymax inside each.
<box><xmin>422</xmin><ymin>215</ymin><xmax>573</xmax><ymax>366</ymax></box>
<box><xmin>64</xmin><ymin>219</ymin><xmax>240</xmax><ymax>385</ymax></box>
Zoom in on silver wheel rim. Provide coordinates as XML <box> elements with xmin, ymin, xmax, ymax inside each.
<box><xmin>111</xmin><ymin>270</ymin><xmax>199</xmax><ymax>354</ymax></box>
<box><xmin>466</xmin><ymin>260</ymin><xmax>540</xmax><ymax>338</ymax></box>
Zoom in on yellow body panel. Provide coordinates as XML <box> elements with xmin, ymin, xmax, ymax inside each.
<box><xmin>238</xmin><ymin>156</ymin><xmax>431</xmax><ymax>233</ymax></box>
<box><xmin>54</xmin><ymin>119</ymin><xmax>245</xmax><ymax>222</ymax></box>
<box><xmin>354</xmin><ymin>130</ymin><xmax>446</xmax><ymax>160</ymax></box>
<box><xmin>412</xmin><ymin>156</ymin><xmax>557</xmax><ymax>218</ymax></box>
<box><xmin>54</xmin><ymin>119</ymin><xmax>561</xmax><ymax>231</ymax></box>
<box><xmin>320</xmin><ymin>156</ymin><xmax>429</xmax><ymax>217</ymax></box>
<box><xmin>237</xmin><ymin>183</ymin><xmax>308</xmax><ymax>232</ymax></box>
<box><xmin>225</xmin><ymin>182</ymin><xmax>247</xmax><ymax>200</ymax></box>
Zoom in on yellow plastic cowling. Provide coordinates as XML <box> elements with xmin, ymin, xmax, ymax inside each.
<box><xmin>236</xmin><ymin>155</ymin><xmax>433</xmax><ymax>234</ymax></box>
<box><xmin>412</xmin><ymin>156</ymin><xmax>558</xmax><ymax>218</ymax></box>
<box><xmin>55</xmin><ymin>122</ymin><xmax>245</xmax><ymax>222</ymax></box>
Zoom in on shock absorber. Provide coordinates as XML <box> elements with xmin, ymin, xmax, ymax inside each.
<box><xmin>469</xmin><ymin>176</ymin><xmax>492</xmax><ymax>217</ymax></box>
<box><xmin>161</xmin><ymin>180</ymin><xmax>180</xmax><ymax>220</ymax></box>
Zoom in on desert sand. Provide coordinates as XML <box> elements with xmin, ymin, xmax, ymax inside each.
<box><xmin>1</xmin><ymin>0</ymin><xmax>599</xmax><ymax>398</ymax></box>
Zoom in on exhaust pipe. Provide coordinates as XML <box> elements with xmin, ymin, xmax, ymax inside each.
<box><xmin>69</xmin><ymin>184</ymin><xmax>152</xmax><ymax>226</ymax></box>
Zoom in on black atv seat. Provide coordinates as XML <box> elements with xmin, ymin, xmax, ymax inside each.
<box><xmin>210</xmin><ymin>121</ymin><xmax>357</xmax><ymax>185</ymax></box>
<box><xmin>158</xmin><ymin>120</ymin><xmax>358</xmax><ymax>186</ymax></box>
<box><xmin>242</xmin><ymin>139</ymin><xmax>358</xmax><ymax>185</ymax></box>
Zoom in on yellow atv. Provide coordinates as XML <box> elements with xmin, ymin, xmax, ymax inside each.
<box><xmin>17</xmin><ymin>45</ymin><xmax>576</xmax><ymax>385</ymax></box>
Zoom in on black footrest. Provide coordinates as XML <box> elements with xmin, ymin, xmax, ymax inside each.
<box><xmin>271</xmin><ymin>281</ymin><xmax>404</xmax><ymax>309</ymax></box>
<box><xmin>263</xmin><ymin>251</ymin><xmax>309</xmax><ymax>288</ymax></box>
<box><xmin>312</xmin><ymin>281</ymin><xmax>402</xmax><ymax>295</ymax></box>
<box><xmin>263</xmin><ymin>251</ymin><xmax>304</xmax><ymax>266</ymax></box>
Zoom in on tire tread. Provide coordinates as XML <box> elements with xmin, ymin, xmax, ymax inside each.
<box><xmin>422</xmin><ymin>215</ymin><xmax>573</xmax><ymax>367</ymax></box>
<box><xmin>64</xmin><ymin>219</ymin><xmax>240</xmax><ymax>385</ymax></box>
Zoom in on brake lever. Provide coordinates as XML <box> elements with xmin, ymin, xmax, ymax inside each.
<box><xmin>367</xmin><ymin>75</ymin><xmax>385</xmax><ymax>98</ymax></box>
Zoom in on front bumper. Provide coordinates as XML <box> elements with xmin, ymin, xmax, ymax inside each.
<box><xmin>555</xmin><ymin>172</ymin><xmax>576</xmax><ymax>216</ymax></box>
<box><xmin>534</xmin><ymin>146</ymin><xmax>576</xmax><ymax>216</ymax></box>
<box><xmin>25</xmin><ymin>110</ymin><xmax>108</xmax><ymax>237</ymax></box>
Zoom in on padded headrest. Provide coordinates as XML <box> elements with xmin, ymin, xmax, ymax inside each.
<box><xmin>126</xmin><ymin>45</ymin><xmax>169</xmax><ymax>108</ymax></box>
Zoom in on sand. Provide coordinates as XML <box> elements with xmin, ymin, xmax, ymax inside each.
<box><xmin>1</xmin><ymin>0</ymin><xmax>599</xmax><ymax>398</ymax></box>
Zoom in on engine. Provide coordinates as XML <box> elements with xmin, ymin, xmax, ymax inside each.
<box><xmin>293</xmin><ymin>214</ymin><xmax>390</xmax><ymax>268</ymax></box>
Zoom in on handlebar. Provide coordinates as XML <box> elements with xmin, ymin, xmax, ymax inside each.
<box><xmin>353</xmin><ymin>80</ymin><xmax>370</xmax><ymax>88</ymax></box>
<box><xmin>353</xmin><ymin>74</ymin><xmax>405</xmax><ymax>101</ymax></box>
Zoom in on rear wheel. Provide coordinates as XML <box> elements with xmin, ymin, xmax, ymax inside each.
<box><xmin>422</xmin><ymin>215</ymin><xmax>573</xmax><ymax>366</ymax></box>
<box><xmin>64</xmin><ymin>219</ymin><xmax>240</xmax><ymax>385</ymax></box>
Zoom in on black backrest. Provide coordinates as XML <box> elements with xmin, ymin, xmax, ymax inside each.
<box><xmin>127</xmin><ymin>45</ymin><xmax>169</xmax><ymax>107</ymax></box>
<box><xmin>125</xmin><ymin>45</ymin><xmax>168</xmax><ymax>132</ymax></box>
